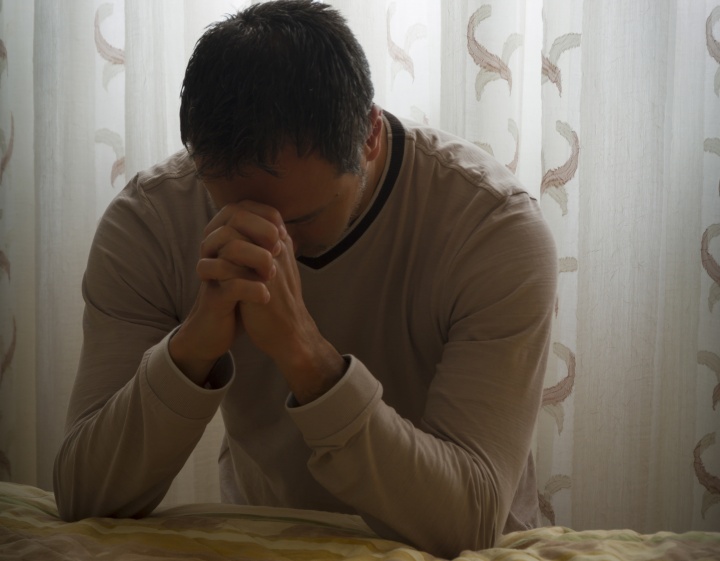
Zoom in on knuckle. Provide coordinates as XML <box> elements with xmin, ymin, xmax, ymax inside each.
<box><xmin>233</xmin><ymin>200</ymin><xmax>251</xmax><ymax>210</ymax></box>
<box><xmin>267</xmin><ymin>207</ymin><xmax>283</xmax><ymax>225</ymax></box>
<box><xmin>225</xmin><ymin>278</ymin><xmax>265</xmax><ymax>303</ymax></box>
<box><xmin>263</xmin><ymin>249</ymin><xmax>274</xmax><ymax>269</ymax></box>
<box><xmin>223</xmin><ymin>237</ymin><xmax>239</xmax><ymax>252</ymax></box>
<box><xmin>196</xmin><ymin>258</ymin><xmax>213</xmax><ymax>279</ymax></box>
<box><xmin>199</xmin><ymin>238</ymin><xmax>211</xmax><ymax>256</ymax></box>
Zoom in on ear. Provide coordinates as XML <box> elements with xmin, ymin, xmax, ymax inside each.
<box><xmin>363</xmin><ymin>105</ymin><xmax>384</xmax><ymax>163</ymax></box>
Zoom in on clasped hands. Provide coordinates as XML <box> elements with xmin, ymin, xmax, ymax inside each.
<box><xmin>169</xmin><ymin>201</ymin><xmax>346</xmax><ymax>404</ymax></box>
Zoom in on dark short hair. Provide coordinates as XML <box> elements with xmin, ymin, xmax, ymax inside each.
<box><xmin>180</xmin><ymin>0</ymin><xmax>374</xmax><ymax>178</ymax></box>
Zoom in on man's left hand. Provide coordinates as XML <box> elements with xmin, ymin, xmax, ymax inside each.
<box><xmin>240</xmin><ymin>233</ymin><xmax>347</xmax><ymax>404</ymax></box>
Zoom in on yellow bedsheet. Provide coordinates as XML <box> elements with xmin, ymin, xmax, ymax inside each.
<box><xmin>0</xmin><ymin>482</ymin><xmax>718</xmax><ymax>560</ymax></box>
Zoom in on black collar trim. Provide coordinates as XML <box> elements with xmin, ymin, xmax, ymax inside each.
<box><xmin>298</xmin><ymin>112</ymin><xmax>406</xmax><ymax>270</ymax></box>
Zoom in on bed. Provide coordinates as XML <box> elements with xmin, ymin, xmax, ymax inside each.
<box><xmin>0</xmin><ymin>482</ymin><xmax>718</xmax><ymax>560</ymax></box>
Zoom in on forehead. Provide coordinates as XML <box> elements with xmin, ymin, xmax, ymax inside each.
<box><xmin>198</xmin><ymin>149</ymin><xmax>348</xmax><ymax>218</ymax></box>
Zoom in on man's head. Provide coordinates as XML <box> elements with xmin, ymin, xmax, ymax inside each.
<box><xmin>179</xmin><ymin>0</ymin><xmax>375</xmax><ymax>179</ymax></box>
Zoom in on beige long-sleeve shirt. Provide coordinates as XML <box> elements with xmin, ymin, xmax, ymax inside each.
<box><xmin>54</xmin><ymin>113</ymin><xmax>557</xmax><ymax>558</ymax></box>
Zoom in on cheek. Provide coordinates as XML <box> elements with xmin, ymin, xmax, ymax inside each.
<box><xmin>286</xmin><ymin>220</ymin><xmax>331</xmax><ymax>244</ymax></box>
<box><xmin>286</xmin><ymin>190</ymin><xmax>359</xmax><ymax>249</ymax></box>
<box><xmin>283</xmin><ymin>224</ymin><xmax>301</xmax><ymax>242</ymax></box>
<box><xmin>204</xmin><ymin>186</ymin><xmax>235</xmax><ymax>210</ymax></box>
<box><xmin>287</xmin><ymin>216</ymin><xmax>343</xmax><ymax>251</ymax></box>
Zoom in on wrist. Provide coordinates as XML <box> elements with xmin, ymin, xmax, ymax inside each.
<box><xmin>169</xmin><ymin>327</ymin><xmax>221</xmax><ymax>386</ymax></box>
<box><xmin>278</xmin><ymin>336</ymin><xmax>347</xmax><ymax>405</ymax></box>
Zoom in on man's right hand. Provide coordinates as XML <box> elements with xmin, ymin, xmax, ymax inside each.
<box><xmin>169</xmin><ymin>201</ymin><xmax>287</xmax><ymax>385</ymax></box>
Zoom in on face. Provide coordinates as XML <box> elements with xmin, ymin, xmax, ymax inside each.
<box><xmin>200</xmin><ymin>148</ymin><xmax>370</xmax><ymax>258</ymax></box>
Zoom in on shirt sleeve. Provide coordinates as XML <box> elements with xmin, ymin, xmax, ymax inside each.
<box><xmin>53</xmin><ymin>181</ymin><xmax>233</xmax><ymax>521</ymax></box>
<box><xmin>287</xmin><ymin>192</ymin><xmax>557</xmax><ymax>558</ymax></box>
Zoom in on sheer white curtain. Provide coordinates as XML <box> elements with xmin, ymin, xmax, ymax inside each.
<box><xmin>0</xmin><ymin>0</ymin><xmax>718</xmax><ymax>533</ymax></box>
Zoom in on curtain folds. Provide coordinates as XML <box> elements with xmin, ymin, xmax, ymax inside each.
<box><xmin>0</xmin><ymin>0</ymin><xmax>718</xmax><ymax>533</ymax></box>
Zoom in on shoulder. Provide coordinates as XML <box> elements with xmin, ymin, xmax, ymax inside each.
<box><xmin>397</xmin><ymin>117</ymin><xmax>528</xmax><ymax>203</ymax></box>
<box><xmin>380</xmin><ymin>117</ymin><xmax>555</xmax><ymax>318</ymax></box>
<box><xmin>85</xmin><ymin>151</ymin><xmax>210</xmax><ymax>311</ymax></box>
<box><xmin>91</xmin><ymin>150</ymin><xmax>213</xmax><ymax>274</ymax></box>
<box><xmin>102</xmin><ymin>150</ymin><xmax>213</xmax><ymax>237</ymax></box>
<box><xmin>389</xmin><ymin>117</ymin><xmax>548</xmax><ymax>257</ymax></box>
<box><xmin>135</xmin><ymin>149</ymin><xmax>199</xmax><ymax>194</ymax></box>
<box><xmin>122</xmin><ymin>149</ymin><xmax>209</xmax><ymax>212</ymax></box>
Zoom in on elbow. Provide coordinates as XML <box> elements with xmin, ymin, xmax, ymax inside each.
<box><xmin>53</xmin><ymin>444</ymin><xmax>111</xmax><ymax>522</ymax></box>
<box><xmin>417</xmin><ymin>506</ymin><xmax>501</xmax><ymax>560</ymax></box>
<box><xmin>370</xmin><ymin>477</ymin><xmax>503</xmax><ymax>558</ymax></box>
<box><xmin>53</xmin><ymin>447</ymin><xmax>76</xmax><ymax>521</ymax></box>
<box><xmin>53</xmin><ymin>455</ymin><xmax>90</xmax><ymax>522</ymax></box>
<box><xmin>456</xmin><ymin>495</ymin><xmax>503</xmax><ymax>556</ymax></box>
<box><xmin>55</xmin><ymin>501</ymin><xmax>87</xmax><ymax>523</ymax></box>
<box><xmin>54</xmin><ymin>447</ymin><xmax>164</xmax><ymax>522</ymax></box>
<box><xmin>455</xmin><ymin>467</ymin><xmax>505</xmax><ymax>555</ymax></box>
<box><xmin>53</xmin><ymin>488</ymin><xmax>87</xmax><ymax>523</ymax></box>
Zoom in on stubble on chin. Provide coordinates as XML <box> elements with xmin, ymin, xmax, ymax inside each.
<box><xmin>298</xmin><ymin>170</ymin><xmax>370</xmax><ymax>259</ymax></box>
<box><xmin>347</xmin><ymin>169</ymin><xmax>369</xmax><ymax>227</ymax></box>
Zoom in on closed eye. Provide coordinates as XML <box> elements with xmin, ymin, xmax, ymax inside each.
<box><xmin>285</xmin><ymin>208</ymin><xmax>325</xmax><ymax>225</ymax></box>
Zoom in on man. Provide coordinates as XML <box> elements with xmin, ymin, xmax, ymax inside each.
<box><xmin>54</xmin><ymin>1</ymin><xmax>557</xmax><ymax>557</ymax></box>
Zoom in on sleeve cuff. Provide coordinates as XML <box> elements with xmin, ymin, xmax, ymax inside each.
<box><xmin>143</xmin><ymin>329</ymin><xmax>234</xmax><ymax>421</ymax></box>
<box><xmin>286</xmin><ymin>355</ymin><xmax>382</xmax><ymax>445</ymax></box>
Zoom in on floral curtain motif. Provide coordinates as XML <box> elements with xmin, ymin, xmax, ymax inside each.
<box><xmin>0</xmin><ymin>306</ymin><xmax>13</xmax><ymax>479</ymax></box>
<box><xmin>708</xmin><ymin>6</ymin><xmax>720</xmax><ymax>96</ymax></box>
<box><xmin>466</xmin><ymin>5</ymin><xmax>522</xmax><ymax>100</ymax></box>
<box><xmin>538</xmin><ymin>474</ymin><xmax>572</xmax><ymax>526</ymax></box>
<box><xmin>540</xmin><ymin>121</ymin><xmax>579</xmax><ymax>216</ymax></box>
<box><xmin>535</xmin><ymin>0</ymin><xmax>582</xmax><ymax>530</ymax></box>
<box><xmin>707</xmin><ymin>138</ymin><xmax>720</xmax><ymax>198</ymax></box>
<box><xmin>701</xmin><ymin>222</ymin><xmax>720</xmax><ymax>313</ymax></box>
<box><xmin>693</xmin><ymin>433</ymin><xmax>720</xmax><ymax>519</ymax></box>
<box><xmin>558</xmin><ymin>257</ymin><xmax>577</xmax><ymax>273</ymax></box>
<box><xmin>408</xmin><ymin>107</ymin><xmax>429</xmax><ymax>126</ymax></box>
<box><xmin>0</xmin><ymin>113</ymin><xmax>10</xmax><ymax>187</ymax></box>
<box><xmin>537</xmin><ymin>339</ymin><xmax>576</xmax><ymax>524</ymax></box>
<box><xmin>461</xmin><ymin>1</ymin><xmax>526</xmax><ymax>182</ymax></box>
<box><xmin>504</xmin><ymin>118</ymin><xmax>519</xmax><ymax>174</ymax></box>
<box><xmin>541</xmin><ymin>33</ymin><xmax>580</xmax><ymax>96</ymax></box>
<box><xmin>542</xmin><ymin>342</ymin><xmax>576</xmax><ymax>436</ymax></box>
<box><xmin>696</xmin><ymin>352</ymin><xmax>720</xmax><ymax>411</ymax></box>
<box><xmin>95</xmin><ymin>129</ymin><xmax>125</xmax><ymax>189</ymax></box>
<box><xmin>374</xmin><ymin>0</ymin><xmax>435</xmax><ymax>131</ymax></box>
<box><xmin>94</xmin><ymin>2</ymin><xmax>125</xmax><ymax>191</ymax></box>
<box><xmin>696</xmin><ymin>2</ymin><xmax>720</xmax><ymax>526</ymax></box>
<box><xmin>0</xmin><ymin>0</ymin><xmax>13</xmax><ymax>483</ymax></box>
<box><xmin>386</xmin><ymin>2</ymin><xmax>426</xmax><ymax>86</ymax></box>
<box><xmin>0</xmin><ymin>38</ymin><xmax>6</xmax><ymax>87</ymax></box>
<box><xmin>473</xmin><ymin>119</ymin><xmax>521</xmax><ymax>173</ymax></box>
<box><xmin>95</xmin><ymin>3</ymin><xmax>125</xmax><ymax>90</ymax></box>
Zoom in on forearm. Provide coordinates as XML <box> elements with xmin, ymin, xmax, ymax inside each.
<box><xmin>311</xmin><ymin>405</ymin><xmax>503</xmax><ymax>556</ymax></box>
<box><xmin>289</xmin><ymin>357</ymin><xmax>515</xmax><ymax>558</ymax></box>
<box><xmin>54</xmin><ymin>337</ymin><xmax>229</xmax><ymax>521</ymax></box>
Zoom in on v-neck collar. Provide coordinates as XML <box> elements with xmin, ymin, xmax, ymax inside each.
<box><xmin>298</xmin><ymin>112</ymin><xmax>406</xmax><ymax>270</ymax></box>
